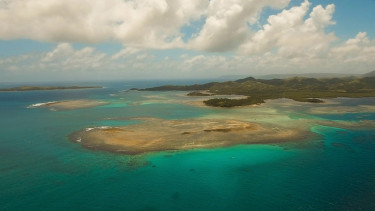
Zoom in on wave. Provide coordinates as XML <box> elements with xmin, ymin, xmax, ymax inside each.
<box><xmin>27</xmin><ymin>101</ymin><xmax>57</xmax><ymax>108</ymax></box>
<box><xmin>85</xmin><ymin>126</ymin><xmax>112</xmax><ymax>132</ymax></box>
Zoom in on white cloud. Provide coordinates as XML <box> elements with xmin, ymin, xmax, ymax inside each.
<box><xmin>0</xmin><ymin>0</ymin><xmax>358</xmax><ymax>60</ymax></box>
<box><xmin>0</xmin><ymin>0</ymin><xmax>291</xmax><ymax>51</ymax></box>
<box><xmin>42</xmin><ymin>43</ymin><xmax>74</xmax><ymax>62</ymax></box>
<box><xmin>1</xmin><ymin>35</ymin><xmax>375</xmax><ymax>82</ymax></box>
<box><xmin>239</xmin><ymin>0</ymin><xmax>336</xmax><ymax>58</ymax></box>
<box><xmin>330</xmin><ymin>32</ymin><xmax>375</xmax><ymax>64</ymax></box>
<box><xmin>0</xmin><ymin>0</ymin><xmax>208</xmax><ymax>48</ymax></box>
<box><xmin>0</xmin><ymin>0</ymin><xmax>373</xmax><ymax>63</ymax></box>
<box><xmin>38</xmin><ymin>43</ymin><xmax>108</xmax><ymax>71</ymax></box>
<box><xmin>111</xmin><ymin>47</ymin><xmax>140</xmax><ymax>60</ymax></box>
<box><xmin>113</xmin><ymin>0</ymin><xmax>209</xmax><ymax>48</ymax></box>
<box><xmin>1</xmin><ymin>0</ymin><xmax>375</xmax><ymax>81</ymax></box>
<box><xmin>136</xmin><ymin>53</ymin><xmax>149</xmax><ymax>61</ymax></box>
<box><xmin>0</xmin><ymin>0</ymin><xmax>112</xmax><ymax>42</ymax></box>
<box><xmin>189</xmin><ymin>0</ymin><xmax>290</xmax><ymax>52</ymax></box>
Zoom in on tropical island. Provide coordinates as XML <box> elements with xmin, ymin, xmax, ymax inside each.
<box><xmin>0</xmin><ymin>85</ymin><xmax>103</xmax><ymax>92</ymax></box>
<box><xmin>66</xmin><ymin>74</ymin><xmax>375</xmax><ymax>155</ymax></box>
<box><xmin>69</xmin><ymin>118</ymin><xmax>313</xmax><ymax>155</ymax></box>
<box><xmin>139</xmin><ymin>75</ymin><xmax>375</xmax><ymax>107</ymax></box>
<box><xmin>28</xmin><ymin>99</ymin><xmax>109</xmax><ymax>110</ymax></box>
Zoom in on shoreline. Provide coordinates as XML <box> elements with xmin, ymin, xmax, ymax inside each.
<box><xmin>28</xmin><ymin>99</ymin><xmax>109</xmax><ymax>110</ymax></box>
<box><xmin>69</xmin><ymin>118</ymin><xmax>315</xmax><ymax>155</ymax></box>
<box><xmin>0</xmin><ymin>86</ymin><xmax>103</xmax><ymax>92</ymax></box>
<box><xmin>138</xmin><ymin>75</ymin><xmax>375</xmax><ymax>107</ymax></box>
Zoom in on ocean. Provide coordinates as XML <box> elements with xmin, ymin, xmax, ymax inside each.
<box><xmin>0</xmin><ymin>81</ymin><xmax>374</xmax><ymax>210</ymax></box>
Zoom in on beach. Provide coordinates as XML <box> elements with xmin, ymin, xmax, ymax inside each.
<box><xmin>28</xmin><ymin>99</ymin><xmax>109</xmax><ymax>110</ymax></box>
<box><xmin>69</xmin><ymin>117</ymin><xmax>313</xmax><ymax>154</ymax></box>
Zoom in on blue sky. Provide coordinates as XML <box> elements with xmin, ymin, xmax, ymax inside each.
<box><xmin>0</xmin><ymin>0</ymin><xmax>374</xmax><ymax>82</ymax></box>
<box><xmin>306</xmin><ymin>0</ymin><xmax>375</xmax><ymax>39</ymax></box>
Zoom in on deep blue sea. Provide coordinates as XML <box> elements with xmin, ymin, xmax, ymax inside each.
<box><xmin>1</xmin><ymin>81</ymin><xmax>375</xmax><ymax>210</ymax></box>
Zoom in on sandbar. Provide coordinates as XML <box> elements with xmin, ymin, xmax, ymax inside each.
<box><xmin>28</xmin><ymin>99</ymin><xmax>109</xmax><ymax>110</ymax></box>
<box><xmin>0</xmin><ymin>86</ymin><xmax>103</xmax><ymax>92</ymax></box>
<box><xmin>308</xmin><ymin>105</ymin><xmax>375</xmax><ymax>114</ymax></box>
<box><xmin>69</xmin><ymin>118</ymin><xmax>313</xmax><ymax>155</ymax></box>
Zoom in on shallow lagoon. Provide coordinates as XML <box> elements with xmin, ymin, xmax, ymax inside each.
<box><xmin>1</xmin><ymin>81</ymin><xmax>375</xmax><ymax>210</ymax></box>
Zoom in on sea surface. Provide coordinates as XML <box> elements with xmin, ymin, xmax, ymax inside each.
<box><xmin>0</xmin><ymin>80</ymin><xmax>375</xmax><ymax>210</ymax></box>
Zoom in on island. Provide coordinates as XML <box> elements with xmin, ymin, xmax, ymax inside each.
<box><xmin>28</xmin><ymin>99</ymin><xmax>109</xmax><ymax>110</ymax></box>
<box><xmin>0</xmin><ymin>86</ymin><xmax>103</xmax><ymax>92</ymax></box>
<box><xmin>67</xmin><ymin>75</ymin><xmax>375</xmax><ymax>155</ymax></box>
<box><xmin>69</xmin><ymin>118</ymin><xmax>313</xmax><ymax>155</ymax></box>
<box><xmin>186</xmin><ymin>91</ymin><xmax>212</xmax><ymax>96</ymax></box>
<box><xmin>139</xmin><ymin>76</ymin><xmax>375</xmax><ymax>107</ymax></box>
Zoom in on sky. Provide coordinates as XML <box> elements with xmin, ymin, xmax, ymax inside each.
<box><xmin>0</xmin><ymin>0</ymin><xmax>375</xmax><ymax>82</ymax></box>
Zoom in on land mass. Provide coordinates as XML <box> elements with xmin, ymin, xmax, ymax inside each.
<box><xmin>69</xmin><ymin>118</ymin><xmax>313</xmax><ymax>155</ymax></box>
<box><xmin>0</xmin><ymin>86</ymin><xmax>103</xmax><ymax>92</ymax></box>
<box><xmin>28</xmin><ymin>99</ymin><xmax>109</xmax><ymax>110</ymax></box>
<box><xmin>139</xmin><ymin>75</ymin><xmax>375</xmax><ymax>107</ymax></box>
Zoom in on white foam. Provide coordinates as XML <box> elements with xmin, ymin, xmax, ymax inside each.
<box><xmin>85</xmin><ymin>126</ymin><xmax>112</xmax><ymax>132</ymax></box>
<box><xmin>98</xmin><ymin>126</ymin><xmax>111</xmax><ymax>129</ymax></box>
<box><xmin>27</xmin><ymin>101</ymin><xmax>56</xmax><ymax>108</ymax></box>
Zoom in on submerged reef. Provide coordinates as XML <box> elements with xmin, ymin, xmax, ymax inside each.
<box><xmin>0</xmin><ymin>86</ymin><xmax>103</xmax><ymax>92</ymax></box>
<box><xmin>28</xmin><ymin>100</ymin><xmax>108</xmax><ymax>110</ymax></box>
<box><xmin>69</xmin><ymin>118</ymin><xmax>313</xmax><ymax>155</ymax></box>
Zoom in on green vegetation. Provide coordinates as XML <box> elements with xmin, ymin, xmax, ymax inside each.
<box><xmin>305</xmin><ymin>98</ymin><xmax>324</xmax><ymax>103</ymax></box>
<box><xmin>0</xmin><ymin>86</ymin><xmax>103</xmax><ymax>92</ymax></box>
<box><xmin>187</xmin><ymin>91</ymin><xmax>212</xmax><ymax>96</ymax></box>
<box><xmin>204</xmin><ymin>97</ymin><xmax>264</xmax><ymax>107</ymax></box>
<box><xmin>142</xmin><ymin>82</ymin><xmax>217</xmax><ymax>91</ymax></box>
<box><xmin>140</xmin><ymin>76</ymin><xmax>375</xmax><ymax>107</ymax></box>
<box><xmin>363</xmin><ymin>70</ymin><xmax>375</xmax><ymax>77</ymax></box>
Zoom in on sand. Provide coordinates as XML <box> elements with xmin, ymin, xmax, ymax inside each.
<box><xmin>69</xmin><ymin>118</ymin><xmax>313</xmax><ymax>155</ymax></box>
<box><xmin>29</xmin><ymin>99</ymin><xmax>109</xmax><ymax>110</ymax></box>
<box><xmin>308</xmin><ymin>105</ymin><xmax>375</xmax><ymax>114</ymax></box>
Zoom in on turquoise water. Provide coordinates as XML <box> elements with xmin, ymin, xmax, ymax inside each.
<box><xmin>1</xmin><ymin>81</ymin><xmax>375</xmax><ymax>210</ymax></box>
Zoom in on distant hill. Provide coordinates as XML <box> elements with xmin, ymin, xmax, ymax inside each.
<box><xmin>257</xmin><ymin>73</ymin><xmax>357</xmax><ymax>79</ymax></box>
<box><xmin>217</xmin><ymin>75</ymin><xmax>247</xmax><ymax>81</ymax></box>
<box><xmin>217</xmin><ymin>70</ymin><xmax>375</xmax><ymax>80</ymax></box>
<box><xmin>363</xmin><ymin>70</ymin><xmax>375</xmax><ymax>77</ymax></box>
<box><xmin>218</xmin><ymin>71</ymin><xmax>375</xmax><ymax>80</ymax></box>
<box><xmin>141</xmin><ymin>74</ymin><xmax>375</xmax><ymax>107</ymax></box>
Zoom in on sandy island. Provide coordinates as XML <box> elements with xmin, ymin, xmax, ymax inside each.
<box><xmin>69</xmin><ymin>118</ymin><xmax>313</xmax><ymax>155</ymax></box>
<box><xmin>0</xmin><ymin>85</ymin><xmax>103</xmax><ymax>92</ymax></box>
<box><xmin>28</xmin><ymin>99</ymin><xmax>109</xmax><ymax>110</ymax></box>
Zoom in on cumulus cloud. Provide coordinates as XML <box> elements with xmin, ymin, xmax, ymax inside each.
<box><xmin>1</xmin><ymin>35</ymin><xmax>375</xmax><ymax>81</ymax></box>
<box><xmin>0</xmin><ymin>0</ymin><xmax>207</xmax><ymax>48</ymax></box>
<box><xmin>0</xmin><ymin>0</ymin><xmax>291</xmax><ymax>51</ymax></box>
<box><xmin>1</xmin><ymin>43</ymin><xmax>151</xmax><ymax>75</ymax></box>
<box><xmin>38</xmin><ymin>43</ymin><xmax>107</xmax><ymax>71</ymax></box>
<box><xmin>0</xmin><ymin>0</ymin><xmax>112</xmax><ymax>42</ymax></box>
<box><xmin>42</xmin><ymin>43</ymin><xmax>74</xmax><ymax>62</ymax></box>
<box><xmin>0</xmin><ymin>0</ymin><xmax>373</xmax><ymax>61</ymax></box>
<box><xmin>1</xmin><ymin>0</ymin><xmax>374</xmax><ymax>81</ymax></box>
<box><xmin>330</xmin><ymin>32</ymin><xmax>375</xmax><ymax>63</ymax></box>
<box><xmin>0</xmin><ymin>0</ymin><xmax>348</xmax><ymax>57</ymax></box>
<box><xmin>179</xmin><ymin>55</ymin><xmax>228</xmax><ymax>72</ymax></box>
<box><xmin>189</xmin><ymin>0</ymin><xmax>290</xmax><ymax>52</ymax></box>
<box><xmin>111</xmin><ymin>47</ymin><xmax>140</xmax><ymax>60</ymax></box>
<box><xmin>239</xmin><ymin>0</ymin><xmax>336</xmax><ymax>58</ymax></box>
